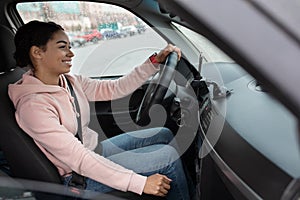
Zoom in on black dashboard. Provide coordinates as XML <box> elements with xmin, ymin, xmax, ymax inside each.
<box><xmin>198</xmin><ymin>62</ymin><xmax>300</xmax><ymax>199</ymax></box>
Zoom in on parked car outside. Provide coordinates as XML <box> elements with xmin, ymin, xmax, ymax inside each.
<box><xmin>67</xmin><ymin>32</ymin><xmax>86</xmax><ymax>48</ymax></box>
<box><xmin>102</xmin><ymin>30</ymin><xmax>120</xmax><ymax>40</ymax></box>
<box><xmin>120</xmin><ymin>25</ymin><xmax>138</xmax><ymax>36</ymax></box>
<box><xmin>80</xmin><ymin>29</ymin><xmax>102</xmax><ymax>43</ymax></box>
<box><xmin>135</xmin><ymin>24</ymin><xmax>146</xmax><ymax>34</ymax></box>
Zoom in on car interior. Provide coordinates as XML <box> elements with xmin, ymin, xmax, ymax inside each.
<box><xmin>0</xmin><ymin>0</ymin><xmax>300</xmax><ymax>199</ymax></box>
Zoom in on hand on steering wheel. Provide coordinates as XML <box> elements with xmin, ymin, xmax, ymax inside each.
<box><xmin>155</xmin><ymin>44</ymin><xmax>181</xmax><ymax>63</ymax></box>
<box><xmin>135</xmin><ymin>46</ymin><xmax>180</xmax><ymax>126</ymax></box>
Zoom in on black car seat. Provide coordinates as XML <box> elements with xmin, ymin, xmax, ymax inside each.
<box><xmin>0</xmin><ymin>24</ymin><xmax>164</xmax><ymax>200</ymax></box>
<box><xmin>0</xmin><ymin>24</ymin><xmax>62</xmax><ymax>183</ymax></box>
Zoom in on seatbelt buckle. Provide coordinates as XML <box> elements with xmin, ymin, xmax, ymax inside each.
<box><xmin>68</xmin><ymin>172</ymin><xmax>87</xmax><ymax>189</ymax></box>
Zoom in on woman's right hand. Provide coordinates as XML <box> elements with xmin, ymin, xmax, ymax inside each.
<box><xmin>143</xmin><ymin>173</ymin><xmax>172</xmax><ymax>197</ymax></box>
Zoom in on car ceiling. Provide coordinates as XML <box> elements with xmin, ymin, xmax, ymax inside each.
<box><xmin>250</xmin><ymin>0</ymin><xmax>300</xmax><ymax>41</ymax></box>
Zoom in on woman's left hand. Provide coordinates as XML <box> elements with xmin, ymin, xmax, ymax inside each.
<box><xmin>155</xmin><ymin>44</ymin><xmax>181</xmax><ymax>63</ymax></box>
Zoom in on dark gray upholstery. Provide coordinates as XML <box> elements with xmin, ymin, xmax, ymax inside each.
<box><xmin>0</xmin><ymin>25</ymin><xmax>16</xmax><ymax>72</ymax></box>
<box><xmin>0</xmin><ymin>24</ymin><xmax>62</xmax><ymax>183</ymax></box>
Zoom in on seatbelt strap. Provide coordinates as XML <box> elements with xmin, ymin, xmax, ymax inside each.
<box><xmin>65</xmin><ymin>77</ymin><xmax>86</xmax><ymax>189</ymax></box>
<box><xmin>66</xmin><ymin>77</ymin><xmax>83</xmax><ymax>142</ymax></box>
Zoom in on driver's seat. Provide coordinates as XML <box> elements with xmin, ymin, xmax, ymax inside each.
<box><xmin>0</xmin><ymin>24</ymin><xmax>62</xmax><ymax>183</ymax></box>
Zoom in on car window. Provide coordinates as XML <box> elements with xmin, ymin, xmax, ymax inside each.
<box><xmin>16</xmin><ymin>1</ymin><xmax>167</xmax><ymax>77</ymax></box>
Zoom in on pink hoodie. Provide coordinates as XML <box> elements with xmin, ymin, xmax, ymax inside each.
<box><xmin>8</xmin><ymin>59</ymin><xmax>159</xmax><ymax>195</ymax></box>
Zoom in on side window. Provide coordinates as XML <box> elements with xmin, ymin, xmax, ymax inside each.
<box><xmin>16</xmin><ymin>1</ymin><xmax>167</xmax><ymax>77</ymax></box>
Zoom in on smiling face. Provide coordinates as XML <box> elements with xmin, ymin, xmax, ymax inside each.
<box><xmin>30</xmin><ymin>30</ymin><xmax>74</xmax><ymax>84</ymax></box>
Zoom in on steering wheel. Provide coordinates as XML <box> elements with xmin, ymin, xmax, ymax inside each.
<box><xmin>135</xmin><ymin>52</ymin><xmax>178</xmax><ymax>125</ymax></box>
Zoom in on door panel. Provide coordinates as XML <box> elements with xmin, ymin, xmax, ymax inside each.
<box><xmin>89</xmin><ymin>85</ymin><xmax>147</xmax><ymax>138</ymax></box>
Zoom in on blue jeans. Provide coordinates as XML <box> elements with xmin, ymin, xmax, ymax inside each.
<box><xmin>64</xmin><ymin>127</ymin><xmax>190</xmax><ymax>200</ymax></box>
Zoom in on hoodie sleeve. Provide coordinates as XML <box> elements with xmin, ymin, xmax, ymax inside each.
<box><xmin>14</xmin><ymin>94</ymin><xmax>147</xmax><ymax>194</ymax></box>
<box><xmin>76</xmin><ymin>59</ymin><xmax>159</xmax><ymax>101</ymax></box>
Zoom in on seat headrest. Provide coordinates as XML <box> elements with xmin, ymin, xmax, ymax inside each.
<box><xmin>0</xmin><ymin>24</ymin><xmax>16</xmax><ymax>72</ymax></box>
